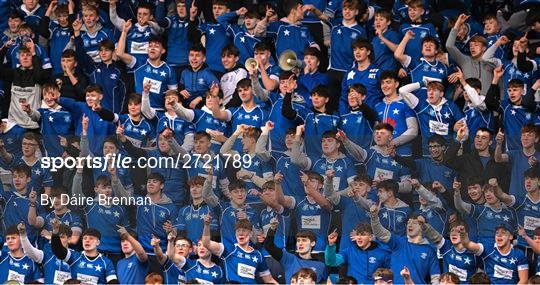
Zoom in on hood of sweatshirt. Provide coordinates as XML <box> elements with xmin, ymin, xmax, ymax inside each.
<box><xmin>81</xmin><ymin>22</ymin><xmax>104</xmax><ymax>35</ymax></box>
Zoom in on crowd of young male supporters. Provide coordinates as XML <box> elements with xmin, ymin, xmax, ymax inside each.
<box><xmin>0</xmin><ymin>0</ymin><xmax>539</xmax><ymax>284</ymax></box>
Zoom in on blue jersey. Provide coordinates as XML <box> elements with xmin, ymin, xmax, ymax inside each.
<box><xmin>399</xmin><ymin>23</ymin><xmax>439</xmax><ymax>61</ymax></box>
<box><xmin>228</xmin><ymin>25</ymin><xmax>264</xmax><ymax>63</ymax></box>
<box><xmin>118</xmin><ymin>114</ymin><xmax>155</xmax><ymax>148</ymax></box>
<box><xmin>75</xmin><ymin>35</ymin><xmax>127</xmax><ymax>114</ymax></box>
<box><xmin>364</xmin><ymin>148</ymin><xmax>411</xmax><ymax>183</ymax></box>
<box><xmin>267</xmin><ymin>92</ymin><xmax>306</xmax><ymax>153</ymax></box>
<box><xmin>335</xmin><ymin>196</ymin><xmax>371</xmax><ymax>250</ymax></box>
<box><xmin>437</xmin><ymin>238</ymin><xmax>479</xmax><ymax>283</ymax></box>
<box><xmin>125</xmin><ymin>24</ymin><xmax>154</xmax><ymax>68</ymax></box>
<box><xmin>133</xmin><ymin>60</ymin><xmax>178</xmax><ymax>109</ymax></box>
<box><xmin>416</xmin><ymin>206</ymin><xmax>448</xmax><ymax>235</ymax></box>
<box><xmin>137</xmin><ymin>201</ymin><xmax>179</xmax><ymax>253</ymax></box>
<box><xmin>501</xmin><ymin>61</ymin><xmax>537</xmax><ymax>100</ymax></box>
<box><xmin>83</xmin><ymin>203</ymin><xmax>129</xmax><ymax>254</ymax></box>
<box><xmin>329</xmin><ymin>23</ymin><xmax>366</xmax><ymax>72</ymax></box>
<box><xmin>226</xmin><ymin>106</ymin><xmax>267</xmax><ymax>150</ymax></box>
<box><xmin>405</xmin><ymin>58</ymin><xmax>448</xmax><ymax>99</ymax></box>
<box><xmin>507</xmin><ymin>150</ymin><xmax>540</xmax><ymax>201</ymax></box>
<box><xmin>372</xmin><ymin>29</ymin><xmax>401</xmax><ymax>72</ymax></box>
<box><xmin>302</xmin><ymin>0</ymin><xmax>327</xmax><ymax>23</ymax></box>
<box><xmin>297</xmin><ymin>111</ymin><xmax>339</xmax><ymax>157</ymax></box>
<box><xmin>37</xmin><ymin>107</ymin><xmax>73</xmax><ymax>157</ymax></box>
<box><xmin>486</xmin><ymin>34</ymin><xmax>506</xmax><ymax>60</ymax></box>
<box><xmin>116</xmin><ymin>254</ymin><xmax>149</xmax><ymax>284</ymax></box>
<box><xmin>58</xmin><ymin>98</ymin><xmax>116</xmax><ymax>156</ymax></box>
<box><xmin>185</xmin><ymin>260</ymin><xmax>225</xmax><ymax>284</ymax></box>
<box><xmin>0</xmin><ymin>123</ymin><xmax>25</xmax><ymax>158</ymax></box>
<box><xmin>341</xmin><ymin>64</ymin><xmax>383</xmax><ymax>110</ymax></box>
<box><xmin>177</xmin><ymin>203</ymin><xmax>219</xmax><ymax>243</ymax></box>
<box><xmin>512</xmin><ymin>194</ymin><xmax>540</xmax><ymax>247</ymax></box>
<box><xmin>464</xmin><ymin>105</ymin><xmax>495</xmax><ymax>145</ymax></box>
<box><xmin>8</xmin><ymin>43</ymin><xmax>52</xmax><ymax>69</ymax></box>
<box><xmin>1</xmin><ymin>188</ymin><xmax>43</xmax><ymax>244</ymax></box>
<box><xmin>267</xmin><ymin>21</ymin><xmax>316</xmax><ymax>60</ymax></box>
<box><xmin>161</xmin><ymin>15</ymin><xmax>191</xmax><ymax>66</ymax></box>
<box><xmin>310</xmin><ymin>156</ymin><xmax>356</xmax><ymax>192</ymax></box>
<box><xmin>414</xmin><ymin>158</ymin><xmax>456</xmax><ymax>191</ymax></box>
<box><xmin>260</xmin><ymin>208</ymin><xmax>291</xmax><ymax>256</ymax></box>
<box><xmin>500</xmin><ymin>100</ymin><xmax>533</xmax><ymax>151</ymax></box>
<box><xmin>142</xmin><ymin>149</ymin><xmax>188</xmax><ymax>205</ymax></box>
<box><xmin>238</xmin><ymin>155</ymin><xmax>274</xmax><ymax>204</ymax></box>
<box><xmin>198</xmin><ymin>20</ymin><xmax>232</xmax><ymax>73</ymax></box>
<box><xmin>192</xmin><ymin>108</ymin><xmax>229</xmax><ymax>152</ymax></box>
<box><xmin>412</xmin><ymin>99</ymin><xmax>464</xmax><ymax>154</ymax></box>
<box><xmin>39</xmin><ymin>210</ymin><xmax>83</xmax><ymax>248</ymax></box>
<box><xmin>375</xmin><ymin>99</ymin><xmax>416</xmax><ymax>155</ymax></box>
<box><xmin>324</xmin><ymin>0</ymin><xmax>343</xmax><ymax>25</ymax></box>
<box><xmin>378</xmin><ymin>202</ymin><xmax>412</xmax><ymax>236</ymax></box>
<box><xmin>281</xmin><ymin>250</ymin><xmax>328</xmax><ymax>283</ymax></box>
<box><xmin>17</xmin><ymin>5</ymin><xmax>45</xmax><ymax>36</ymax></box>
<box><xmin>41</xmin><ymin>247</ymin><xmax>72</xmax><ymax>285</ymax></box>
<box><xmin>329</xmin><ymin>242</ymin><xmax>390</xmax><ymax>284</ymax></box>
<box><xmin>156</xmin><ymin>112</ymin><xmax>195</xmax><ymax>147</ymax></box>
<box><xmin>5</xmin><ymin>156</ymin><xmax>54</xmax><ymax>194</ymax></box>
<box><xmin>179</xmin><ymin>66</ymin><xmax>219</xmax><ymax>104</ymax></box>
<box><xmin>80</xmin><ymin>28</ymin><xmax>114</xmax><ymax>63</ymax></box>
<box><xmin>470</xmin><ymin>204</ymin><xmax>517</xmax><ymax>243</ymax></box>
<box><xmin>0</xmin><ymin>249</ymin><xmax>41</xmax><ymax>283</ymax></box>
<box><xmin>274</xmin><ymin>153</ymin><xmax>305</xmax><ymax>200</ymax></box>
<box><xmin>297</xmin><ymin>72</ymin><xmax>330</xmax><ymax>107</ymax></box>
<box><xmin>220</xmin><ymin>204</ymin><xmax>260</xmax><ymax>249</ymax></box>
<box><xmin>220</xmin><ymin>244</ymin><xmax>270</xmax><ymax>283</ymax></box>
<box><xmin>64</xmin><ymin>251</ymin><xmax>117</xmax><ymax>284</ymax></box>
<box><xmin>295</xmin><ymin>197</ymin><xmax>332</xmax><ymax>252</ymax></box>
<box><xmin>478</xmin><ymin>243</ymin><xmax>528</xmax><ymax>284</ymax></box>
<box><xmin>385</xmin><ymin>235</ymin><xmax>440</xmax><ymax>284</ymax></box>
<box><xmin>47</xmin><ymin>22</ymin><xmax>73</xmax><ymax>75</ymax></box>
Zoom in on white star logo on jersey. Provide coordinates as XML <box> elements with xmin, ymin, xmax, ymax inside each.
<box><xmin>464</xmin><ymin>257</ymin><xmax>471</xmax><ymax>264</ymax></box>
<box><xmin>314</xmin><ymin>117</ymin><xmax>320</xmax><ymax>124</ymax></box>
<box><xmin>49</xmin><ymin>116</ymin><xmax>54</xmax><ymax>122</ymax></box>
<box><xmin>382</xmin><ymin>212</ymin><xmax>388</xmax><ymax>219</ymax></box>
<box><xmin>34</xmin><ymin>169</ymin><xmax>41</xmax><ymax>175</ymax></box>
<box><xmin>442</xmin><ymin>112</ymin><xmax>449</xmax><ymax>119</ymax></box>
<box><xmin>160</xmin><ymin>71</ymin><xmax>167</xmax><ymax>77</ymax></box>
<box><xmin>524</xmin><ymin>73</ymin><xmax>530</xmax><ymax>79</ymax></box>
<box><xmin>240</xmin><ymin>37</ymin><xmax>245</xmax><ymax>43</ymax></box>
<box><xmin>252</xmin><ymin>256</ymin><xmax>258</xmax><ymax>263</ymax></box>
<box><xmin>64</xmin><ymin>220</ymin><xmax>70</xmax><ymax>225</ymax></box>
<box><xmin>335</xmin><ymin>166</ymin><xmax>343</xmax><ymax>172</ymax></box>
<box><xmin>95</xmin><ymin>265</ymin><xmax>102</xmax><ymax>272</ymax></box>
<box><xmin>502</xmin><ymin>215</ymin><xmax>509</xmax><ymax>222</ymax></box>
<box><xmin>284</xmin><ymin>162</ymin><xmax>289</xmax><ymax>168</ymax></box>
<box><xmin>438</xmin><ymin>68</ymin><xmax>444</xmax><ymax>74</ymax></box>
<box><xmin>252</xmin><ymin>115</ymin><xmax>259</xmax><ymax>121</ymax></box>
<box><xmin>114</xmin><ymin>211</ymin><xmax>120</xmax><ymax>217</ymax></box>
<box><xmin>211</xmin><ymin>271</ymin><xmax>218</xmax><ymax>278</ymax></box>
<box><xmin>337</xmin><ymin>29</ymin><xmax>342</xmax><ymax>35</ymax></box>
<box><xmin>511</xmin><ymin>109</ymin><xmax>516</xmax><ymax>116</ymax></box>
<box><xmin>509</xmin><ymin>257</ymin><xmax>517</xmax><ymax>264</ymax></box>
<box><xmin>284</xmin><ymin>29</ymin><xmax>290</xmax><ymax>36</ymax></box>
<box><xmin>144</xmin><ymin>31</ymin><xmax>151</xmax><ymax>37</ymax></box>
<box><xmin>347</xmin><ymin>70</ymin><xmax>356</xmax><ymax>80</ymax></box>
<box><xmin>254</xmin><ymin>161</ymin><xmax>260</xmax><ymax>166</ymax></box>
<box><xmin>209</xmin><ymin>28</ymin><xmax>216</xmax><ymax>34</ymax></box>
<box><xmin>140</xmin><ymin>129</ymin><xmax>147</xmax><ymax>136</ymax></box>
<box><xmin>391</xmin><ymin>160</ymin><xmax>397</xmax><ymax>166</ymax></box>
<box><xmin>22</xmin><ymin>263</ymin><xmax>29</xmax><ymax>270</ymax></box>
<box><xmin>144</xmin><ymin>207</ymin><xmax>149</xmax><ymax>212</ymax></box>
<box><xmin>342</xmin><ymin>118</ymin><xmax>347</xmax><ymax>125</ymax></box>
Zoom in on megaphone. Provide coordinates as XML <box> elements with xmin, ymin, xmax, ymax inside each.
<box><xmin>245</xmin><ymin>58</ymin><xmax>258</xmax><ymax>73</ymax></box>
<box><xmin>278</xmin><ymin>50</ymin><xmax>303</xmax><ymax>71</ymax></box>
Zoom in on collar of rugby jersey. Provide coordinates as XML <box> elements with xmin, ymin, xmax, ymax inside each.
<box><xmin>40</xmin><ymin>100</ymin><xmax>62</xmax><ymax>110</ymax></box>
<box><xmin>20</xmin><ymin>4</ymin><xmax>41</xmax><ymax>15</ymax></box>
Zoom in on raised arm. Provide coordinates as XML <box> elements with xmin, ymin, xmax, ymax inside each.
<box><xmin>369</xmin><ymin>203</ymin><xmax>391</xmax><ymax>243</ymax></box>
<box><xmin>337</xmin><ymin>130</ymin><xmax>367</xmax><ymax>162</ymax></box>
<box><xmin>290</xmin><ymin>125</ymin><xmax>311</xmax><ymax>170</ymax></box>
<box><xmin>458</xmin><ymin>225</ymin><xmax>482</xmax><ymax>254</ymax></box>
<box><xmin>263</xmin><ymin>219</ymin><xmax>284</xmax><ymax>261</ymax></box>
<box><xmin>171</xmin><ymin>102</ymin><xmax>195</xmax><ymax>122</ymax></box>
<box><xmin>453</xmin><ymin>181</ymin><xmax>472</xmax><ymax>215</ymax></box>
<box><xmin>254</xmin><ymin>122</ymin><xmax>273</xmax><ymax>162</ymax></box>
<box><xmin>108</xmin><ymin>0</ymin><xmax>126</xmax><ymax>31</ymax></box>
<box><xmin>481</xmin><ymin>35</ymin><xmax>508</xmax><ymax>67</ymax></box>
<box><xmin>398</xmin><ymin>82</ymin><xmax>421</xmax><ymax>109</ymax></box>
<box><xmin>151</xmin><ymin>235</ymin><xmax>167</xmax><ymax>265</ymax></box>
<box><xmin>201</xmin><ymin>214</ymin><xmax>224</xmax><ymax>256</ymax></box>
<box><xmin>411</xmin><ymin>179</ymin><xmax>443</xmax><ymax>209</ymax></box>
<box><xmin>117</xmin><ymin>226</ymin><xmax>148</xmax><ymax>262</ymax></box>
<box><xmin>18</xmin><ymin>223</ymin><xmax>44</xmax><ymax>263</ymax></box>
<box><xmin>115</xmin><ymin>20</ymin><xmax>137</xmax><ymax>66</ymax></box>
<box><xmin>445</xmin><ymin>14</ymin><xmax>470</xmax><ymax>67</ymax></box>
<box><xmin>202</xmin><ymin>169</ymin><xmax>220</xmax><ymax>208</ymax></box>
<box><xmin>394</xmin><ymin>30</ymin><xmax>414</xmax><ymax>66</ymax></box>
<box><xmin>494</xmin><ymin>130</ymin><xmax>508</xmax><ymax>163</ymax></box>
<box><xmin>418</xmin><ymin>217</ymin><xmax>443</xmax><ymax>245</ymax></box>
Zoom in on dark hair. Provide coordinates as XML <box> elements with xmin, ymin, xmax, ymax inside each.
<box><xmin>508</xmin><ymin>78</ymin><xmax>525</xmax><ymax>88</ymax></box>
<box><xmin>12</xmin><ymin>164</ymin><xmax>32</xmax><ymax>178</ymax></box>
<box><xmin>190</xmin><ymin>43</ymin><xmax>206</xmax><ymax>55</ymax></box>
<box><xmin>245</xmin><ymin>10</ymin><xmax>260</xmax><ymax>19</ymax></box>
<box><xmin>279</xmin><ymin>70</ymin><xmax>296</xmax><ymax>81</ymax></box>
<box><xmin>378</xmin><ymin>179</ymin><xmax>399</xmax><ymax>195</ymax></box>
<box><xmin>354</xmin><ymin>173</ymin><xmax>373</xmax><ymax>185</ymax></box>
<box><xmin>322</xmin><ymin>130</ymin><xmax>338</xmax><ymax>140</ymax></box>
<box><xmin>374</xmin><ymin>10</ymin><xmax>392</xmax><ymax>22</ymax></box>
<box><xmin>466</xmin><ymin>176</ymin><xmax>484</xmax><ymax>187</ymax></box>
<box><xmin>236</xmin><ymin>78</ymin><xmax>252</xmax><ymax>90</ymax></box>
<box><xmin>99</xmin><ymin>39</ymin><xmax>115</xmax><ymax>51</ymax></box>
<box><xmin>305</xmin><ymin>171</ymin><xmax>324</xmax><ymax>184</ymax></box>
<box><xmin>82</xmin><ymin>228</ymin><xmax>101</xmax><ymax>239</ymax></box>
<box><xmin>355</xmin><ymin>223</ymin><xmax>372</xmax><ymax>234</ymax></box>
<box><xmin>95</xmin><ymin>175</ymin><xmax>112</xmax><ymax>187</ymax></box>
<box><xmin>148</xmin><ymin>172</ymin><xmax>165</xmax><ymax>184</ymax></box>
<box><xmin>63</xmin><ymin>279</ymin><xmax>83</xmax><ymax>284</ymax></box>
<box><xmin>127</xmin><ymin>93</ymin><xmax>142</xmax><ymax>105</ymax></box>
<box><xmin>440</xmin><ymin>272</ymin><xmax>460</xmax><ymax>285</ymax></box>
<box><xmin>342</xmin><ymin>0</ymin><xmax>360</xmax><ymax>10</ymax></box>
<box><xmin>59</xmin><ymin>224</ymin><xmax>73</xmax><ymax>237</ymax></box>
<box><xmin>524</xmin><ymin>167</ymin><xmax>540</xmax><ymax>179</ymax></box>
<box><xmin>8</xmin><ymin>11</ymin><xmax>24</xmax><ymax>20</ymax></box>
<box><xmin>296</xmin><ymin>268</ymin><xmax>317</xmax><ymax>281</ymax></box>
<box><xmin>149</xmin><ymin>36</ymin><xmax>165</xmax><ymax>49</ymax></box>
<box><xmin>427</xmin><ymin>134</ymin><xmax>447</xmax><ymax>147</ymax></box>
<box><xmin>421</xmin><ymin>35</ymin><xmax>440</xmax><ymax>50</ymax></box>
<box><xmin>296</xmin><ymin>230</ymin><xmax>317</xmax><ymax>242</ymax></box>
<box><xmin>5</xmin><ymin>226</ymin><xmax>19</xmax><ymax>236</ymax></box>
<box><xmin>23</xmin><ymin>131</ymin><xmax>41</xmax><ymax>143</ymax></box>
<box><xmin>379</xmin><ymin>70</ymin><xmax>399</xmax><ymax>82</ymax></box>
<box><xmin>312</xmin><ymin>85</ymin><xmax>330</xmax><ymax>98</ymax></box>
<box><xmin>253</xmin><ymin>42</ymin><xmax>271</xmax><ymax>52</ymax></box>
<box><xmin>189</xmin><ymin>176</ymin><xmax>206</xmax><ymax>187</ymax></box>
<box><xmin>337</xmin><ymin>276</ymin><xmax>358</xmax><ymax>284</ymax></box>
<box><xmin>194</xmin><ymin>131</ymin><xmax>212</xmax><ymax>141</ymax></box>
<box><xmin>351</xmin><ymin>39</ymin><xmax>374</xmax><ymax>61</ymax></box>
<box><xmin>465</xmin><ymin>78</ymin><xmax>482</xmax><ymax>90</ymax></box>
<box><xmin>235</xmin><ymin>219</ymin><xmax>253</xmax><ymax>231</ymax></box>
<box><xmin>348</xmin><ymin>83</ymin><xmax>367</xmax><ymax>96</ymax></box>
<box><xmin>61</xmin><ymin>49</ymin><xmax>77</xmax><ymax>59</ymax></box>
<box><xmin>228</xmin><ymin>180</ymin><xmax>246</xmax><ymax>192</ymax></box>
<box><xmin>50</xmin><ymin>186</ymin><xmax>68</xmax><ymax>197</ymax></box>
<box><xmin>469</xmin><ymin>272</ymin><xmax>491</xmax><ymax>284</ymax></box>
<box><xmin>476</xmin><ymin>127</ymin><xmax>493</xmax><ymax>138</ymax></box>
<box><xmin>137</xmin><ymin>2</ymin><xmax>154</xmax><ymax>12</ymax></box>
<box><xmin>449</xmin><ymin>220</ymin><xmax>467</xmax><ymax>231</ymax></box>
<box><xmin>86</xmin><ymin>84</ymin><xmax>103</xmax><ymax>94</ymax></box>
<box><xmin>222</xmin><ymin>44</ymin><xmax>240</xmax><ymax>57</ymax></box>
<box><xmin>304</xmin><ymin>47</ymin><xmax>321</xmax><ymax>59</ymax></box>
<box><xmin>174</xmin><ymin>235</ymin><xmax>193</xmax><ymax>247</ymax></box>
<box><xmin>374</xmin><ymin>122</ymin><xmax>394</xmax><ymax>133</ymax></box>
<box><xmin>283</xmin><ymin>0</ymin><xmax>302</xmax><ymax>16</ymax></box>
<box><xmin>42</xmin><ymin>82</ymin><xmax>60</xmax><ymax>92</ymax></box>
